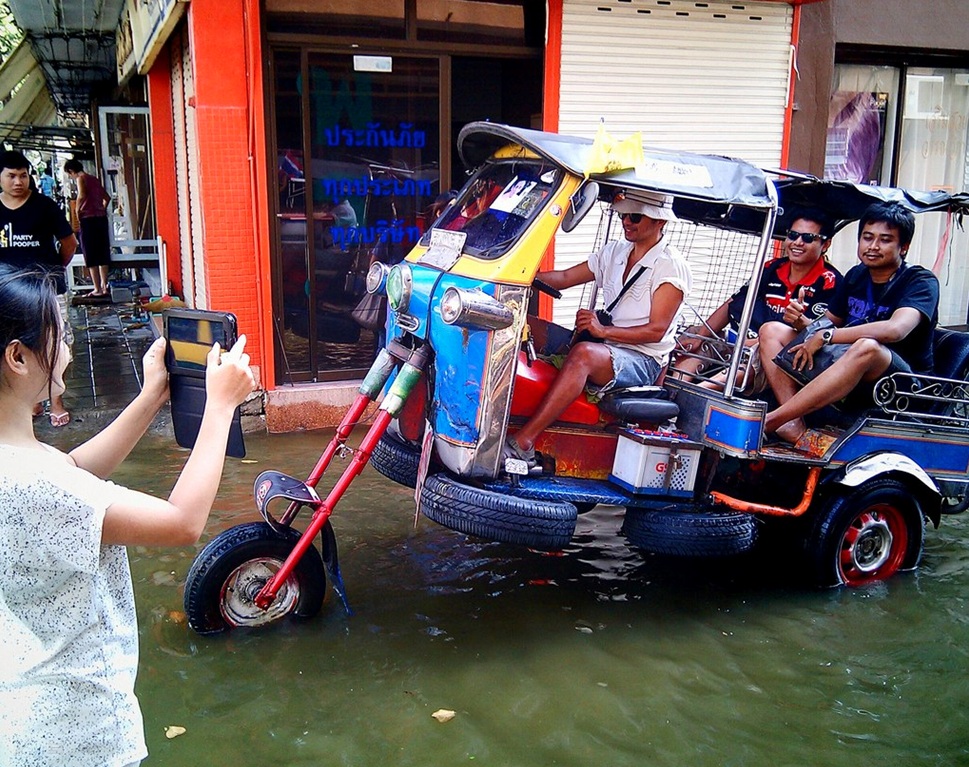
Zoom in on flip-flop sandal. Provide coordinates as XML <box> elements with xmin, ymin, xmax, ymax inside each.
<box><xmin>50</xmin><ymin>411</ymin><xmax>71</xmax><ymax>428</ymax></box>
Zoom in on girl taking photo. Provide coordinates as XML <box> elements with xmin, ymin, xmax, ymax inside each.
<box><xmin>0</xmin><ymin>265</ymin><xmax>255</xmax><ymax>767</ymax></box>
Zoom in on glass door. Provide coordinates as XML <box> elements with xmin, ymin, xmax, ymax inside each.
<box><xmin>272</xmin><ymin>50</ymin><xmax>440</xmax><ymax>382</ymax></box>
<box><xmin>97</xmin><ymin>106</ymin><xmax>159</xmax><ymax>275</ymax></box>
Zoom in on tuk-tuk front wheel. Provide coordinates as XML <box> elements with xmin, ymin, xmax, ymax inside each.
<box><xmin>184</xmin><ymin>522</ymin><xmax>326</xmax><ymax>634</ymax></box>
<box><xmin>805</xmin><ymin>478</ymin><xmax>924</xmax><ymax>588</ymax></box>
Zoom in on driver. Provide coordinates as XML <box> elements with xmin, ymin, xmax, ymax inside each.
<box><xmin>504</xmin><ymin>190</ymin><xmax>692</xmax><ymax>469</ymax></box>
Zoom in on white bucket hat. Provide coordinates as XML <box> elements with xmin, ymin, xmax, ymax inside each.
<box><xmin>611</xmin><ymin>189</ymin><xmax>678</xmax><ymax>222</ymax></box>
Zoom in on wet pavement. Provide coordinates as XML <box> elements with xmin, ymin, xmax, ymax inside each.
<box><xmin>36</xmin><ymin>298</ymin><xmax>160</xmax><ymax>435</ymax></box>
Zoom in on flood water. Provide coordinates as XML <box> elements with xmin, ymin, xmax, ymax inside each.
<box><xmin>52</xmin><ymin>425</ymin><xmax>969</xmax><ymax>766</ymax></box>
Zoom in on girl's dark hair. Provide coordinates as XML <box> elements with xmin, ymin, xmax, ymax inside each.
<box><xmin>0</xmin><ymin>264</ymin><xmax>62</xmax><ymax>385</ymax></box>
<box><xmin>63</xmin><ymin>158</ymin><xmax>85</xmax><ymax>174</ymax></box>
<box><xmin>858</xmin><ymin>201</ymin><xmax>916</xmax><ymax>248</ymax></box>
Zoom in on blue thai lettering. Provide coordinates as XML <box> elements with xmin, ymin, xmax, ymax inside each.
<box><xmin>380</xmin><ymin>129</ymin><xmax>400</xmax><ymax>147</ymax></box>
<box><xmin>366</xmin><ymin>122</ymin><xmax>380</xmax><ymax>146</ymax></box>
<box><xmin>324</xmin><ymin>125</ymin><xmax>341</xmax><ymax>146</ymax></box>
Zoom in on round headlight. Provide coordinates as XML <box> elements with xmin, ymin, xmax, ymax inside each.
<box><xmin>440</xmin><ymin>287</ymin><xmax>463</xmax><ymax>324</ymax></box>
<box><xmin>386</xmin><ymin>264</ymin><xmax>413</xmax><ymax>313</ymax></box>
<box><xmin>366</xmin><ymin>261</ymin><xmax>389</xmax><ymax>294</ymax></box>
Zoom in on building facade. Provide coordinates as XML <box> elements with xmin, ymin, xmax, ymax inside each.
<box><xmin>128</xmin><ymin>0</ymin><xmax>969</xmax><ymax>430</ymax></box>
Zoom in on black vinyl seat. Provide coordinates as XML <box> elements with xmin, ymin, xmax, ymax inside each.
<box><xmin>598</xmin><ymin>385</ymin><xmax>680</xmax><ymax>424</ymax></box>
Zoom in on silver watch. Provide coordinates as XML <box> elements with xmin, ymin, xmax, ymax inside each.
<box><xmin>820</xmin><ymin>328</ymin><xmax>835</xmax><ymax>345</ymax></box>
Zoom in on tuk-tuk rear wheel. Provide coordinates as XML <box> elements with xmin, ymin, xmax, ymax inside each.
<box><xmin>184</xmin><ymin>522</ymin><xmax>327</xmax><ymax>634</ymax></box>
<box><xmin>805</xmin><ymin>478</ymin><xmax>924</xmax><ymax>588</ymax></box>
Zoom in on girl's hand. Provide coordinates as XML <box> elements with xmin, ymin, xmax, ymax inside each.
<box><xmin>141</xmin><ymin>336</ymin><xmax>170</xmax><ymax>402</ymax></box>
<box><xmin>205</xmin><ymin>335</ymin><xmax>256</xmax><ymax>410</ymax></box>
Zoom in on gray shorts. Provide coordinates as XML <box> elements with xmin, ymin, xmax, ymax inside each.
<box><xmin>592</xmin><ymin>344</ymin><xmax>662</xmax><ymax>395</ymax></box>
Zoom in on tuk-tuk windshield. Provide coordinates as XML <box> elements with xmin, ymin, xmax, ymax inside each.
<box><xmin>428</xmin><ymin>161</ymin><xmax>562</xmax><ymax>259</ymax></box>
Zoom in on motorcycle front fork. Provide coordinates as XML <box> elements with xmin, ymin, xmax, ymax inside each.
<box><xmin>254</xmin><ymin>342</ymin><xmax>430</xmax><ymax>610</ymax></box>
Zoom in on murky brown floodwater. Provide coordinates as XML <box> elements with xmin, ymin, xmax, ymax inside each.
<box><xmin>49</xmin><ymin>424</ymin><xmax>969</xmax><ymax>766</ymax></box>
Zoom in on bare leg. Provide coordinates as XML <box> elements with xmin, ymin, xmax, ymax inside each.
<box><xmin>764</xmin><ymin>339</ymin><xmax>892</xmax><ymax>438</ymax></box>
<box><xmin>758</xmin><ymin>321</ymin><xmax>800</xmax><ymax>406</ymax></box>
<box><xmin>88</xmin><ymin>266</ymin><xmax>105</xmax><ymax>295</ymax></box>
<box><xmin>99</xmin><ymin>265</ymin><xmax>110</xmax><ymax>295</ymax></box>
<box><xmin>513</xmin><ymin>342</ymin><xmax>615</xmax><ymax>451</ymax></box>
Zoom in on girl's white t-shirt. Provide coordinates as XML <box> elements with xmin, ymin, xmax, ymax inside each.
<box><xmin>0</xmin><ymin>443</ymin><xmax>148</xmax><ymax>767</ymax></box>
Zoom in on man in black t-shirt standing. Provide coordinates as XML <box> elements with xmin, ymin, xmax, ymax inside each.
<box><xmin>0</xmin><ymin>150</ymin><xmax>78</xmax><ymax>426</ymax></box>
<box><xmin>760</xmin><ymin>201</ymin><xmax>939</xmax><ymax>446</ymax></box>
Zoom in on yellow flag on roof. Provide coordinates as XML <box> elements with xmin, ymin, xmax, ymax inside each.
<box><xmin>584</xmin><ymin>123</ymin><xmax>645</xmax><ymax>178</ymax></box>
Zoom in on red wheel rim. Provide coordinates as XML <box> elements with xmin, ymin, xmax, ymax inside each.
<box><xmin>838</xmin><ymin>502</ymin><xmax>909</xmax><ymax>586</ymax></box>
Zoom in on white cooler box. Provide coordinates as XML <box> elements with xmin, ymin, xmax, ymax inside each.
<box><xmin>609</xmin><ymin>429</ymin><xmax>703</xmax><ymax>497</ymax></box>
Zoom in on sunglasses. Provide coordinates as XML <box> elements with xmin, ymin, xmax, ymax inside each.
<box><xmin>619</xmin><ymin>212</ymin><xmax>644</xmax><ymax>223</ymax></box>
<box><xmin>786</xmin><ymin>229</ymin><xmax>827</xmax><ymax>245</ymax></box>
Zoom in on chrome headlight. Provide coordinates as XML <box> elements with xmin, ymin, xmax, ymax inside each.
<box><xmin>386</xmin><ymin>264</ymin><xmax>413</xmax><ymax>313</ymax></box>
<box><xmin>366</xmin><ymin>261</ymin><xmax>390</xmax><ymax>294</ymax></box>
<box><xmin>440</xmin><ymin>287</ymin><xmax>514</xmax><ymax>330</ymax></box>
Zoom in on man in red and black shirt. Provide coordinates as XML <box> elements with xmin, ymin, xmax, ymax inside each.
<box><xmin>676</xmin><ymin>208</ymin><xmax>842</xmax><ymax>392</ymax></box>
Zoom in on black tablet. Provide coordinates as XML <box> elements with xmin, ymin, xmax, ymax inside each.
<box><xmin>163</xmin><ymin>308</ymin><xmax>246</xmax><ymax>458</ymax></box>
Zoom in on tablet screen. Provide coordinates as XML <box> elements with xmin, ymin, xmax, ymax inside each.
<box><xmin>167</xmin><ymin>315</ymin><xmax>228</xmax><ymax>372</ymax></box>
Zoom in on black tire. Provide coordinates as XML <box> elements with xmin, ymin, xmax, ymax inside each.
<box><xmin>804</xmin><ymin>478</ymin><xmax>924</xmax><ymax>588</ymax></box>
<box><xmin>622</xmin><ymin>507</ymin><xmax>757</xmax><ymax>557</ymax></box>
<box><xmin>370</xmin><ymin>433</ymin><xmax>421</xmax><ymax>488</ymax></box>
<box><xmin>419</xmin><ymin>473</ymin><xmax>577</xmax><ymax>550</ymax></box>
<box><xmin>184</xmin><ymin>522</ymin><xmax>327</xmax><ymax>635</ymax></box>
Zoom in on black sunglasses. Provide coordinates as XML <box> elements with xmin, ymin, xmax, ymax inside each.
<box><xmin>619</xmin><ymin>212</ymin><xmax>644</xmax><ymax>223</ymax></box>
<box><xmin>786</xmin><ymin>229</ymin><xmax>827</xmax><ymax>245</ymax></box>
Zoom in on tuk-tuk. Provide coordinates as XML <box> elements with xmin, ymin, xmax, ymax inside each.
<box><xmin>184</xmin><ymin>122</ymin><xmax>969</xmax><ymax>634</ymax></box>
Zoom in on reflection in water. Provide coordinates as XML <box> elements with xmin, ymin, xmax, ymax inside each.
<box><xmin>51</xmin><ymin>426</ymin><xmax>969</xmax><ymax>766</ymax></box>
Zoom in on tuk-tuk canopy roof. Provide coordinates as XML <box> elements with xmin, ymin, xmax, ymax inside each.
<box><xmin>773</xmin><ymin>175</ymin><xmax>969</xmax><ymax>235</ymax></box>
<box><xmin>457</xmin><ymin>122</ymin><xmax>775</xmax><ymax>210</ymax></box>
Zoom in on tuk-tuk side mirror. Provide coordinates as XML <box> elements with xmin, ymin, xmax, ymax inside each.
<box><xmin>561</xmin><ymin>181</ymin><xmax>600</xmax><ymax>233</ymax></box>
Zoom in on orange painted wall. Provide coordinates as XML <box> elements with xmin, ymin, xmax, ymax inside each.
<box><xmin>182</xmin><ymin>0</ymin><xmax>270</xmax><ymax>381</ymax></box>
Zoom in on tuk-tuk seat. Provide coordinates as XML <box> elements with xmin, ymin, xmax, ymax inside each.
<box><xmin>932</xmin><ymin>327</ymin><xmax>969</xmax><ymax>382</ymax></box>
<box><xmin>598</xmin><ymin>385</ymin><xmax>680</xmax><ymax>425</ymax></box>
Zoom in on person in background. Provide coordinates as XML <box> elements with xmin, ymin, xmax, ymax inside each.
<box><xmin>0</xmin><ymin>265</ymin><xmax>255</xmax><ymax>767</ymax></box>
<box><xmin>0</xmin><ymin>149</ymin><xmax>77</xmax><ymax>427</ymax></box>
<box><xmin>38</xmin><ymin>168</ymin><xmax>57</xmax><ymax>199</ymax></box>
<box><xmin>64</xmin><ymin>159</ymin><xmax>112</xmax><ymax>298</ymax></box>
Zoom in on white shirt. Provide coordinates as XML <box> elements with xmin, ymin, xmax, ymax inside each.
<box><xmin>0</xmin><ymin>444</ymin><xmax>147</xmax><ymax>767</ymax></box>
<box><xmin>587</xmin><ymin>236</ymin><xmax>692</xmax><ymax>363</ymax></box>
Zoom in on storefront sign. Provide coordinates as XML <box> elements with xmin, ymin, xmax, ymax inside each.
<box><xmin>116</xmin><ymin>0</ymin><xmax>190</xmax><ymax>84</ymax></box>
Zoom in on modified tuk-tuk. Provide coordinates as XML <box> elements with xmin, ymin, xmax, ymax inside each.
<box><xmin>184</xmin><ymin>122</ymin><xmax>969</xmax><ymax>634</ymax></box>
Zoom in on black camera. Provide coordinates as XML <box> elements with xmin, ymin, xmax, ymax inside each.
<box><xmin>572</xmin><ymin>309</ymin><xmax>613</xmax><ymax>345</ymax></box>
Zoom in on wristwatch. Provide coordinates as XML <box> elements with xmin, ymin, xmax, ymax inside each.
<box><xmin>820</xmin><ymin>328</ymin><xmax>835</xmax><ymax>345</ymax></box>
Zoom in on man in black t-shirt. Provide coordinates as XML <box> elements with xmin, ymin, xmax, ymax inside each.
<box><xmin>760</xmin><ymin>202</ymin><xmax>939</xmax><ymax>446</ymax></box>
<box><xmin>0</xmin><ymin>150</ymin><xmax>78</xmax><ymax>426</ymax></box>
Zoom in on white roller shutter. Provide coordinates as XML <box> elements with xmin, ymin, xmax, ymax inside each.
<box><xmin>552</xmin><ymin>0</ymin><xmax>792</xmax><ymax>325</ymax></box>
<box><xmin>170</xmin><ymin>25</ymin><xmax>207</xmax><ymax>308</ymax></box>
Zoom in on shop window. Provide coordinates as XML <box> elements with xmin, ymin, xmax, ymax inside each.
<box><xmin>273</xmin><ymin>51</ymin><xmax>440</xmax><ymax>381</ymax></box>
<box><xmin>825</xmin><ymin>63</ymin><xmax>969</xmax><ymax>325</ymax></box>
<box><xmin>266</xmin><ymin>0</ymin><xmax>406</xmax><ymax>39</ymax></box>
<box><xmin>417</xmin><ymin>0</ymin><xmax>530</xmax><ymax>44</ymax></box>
